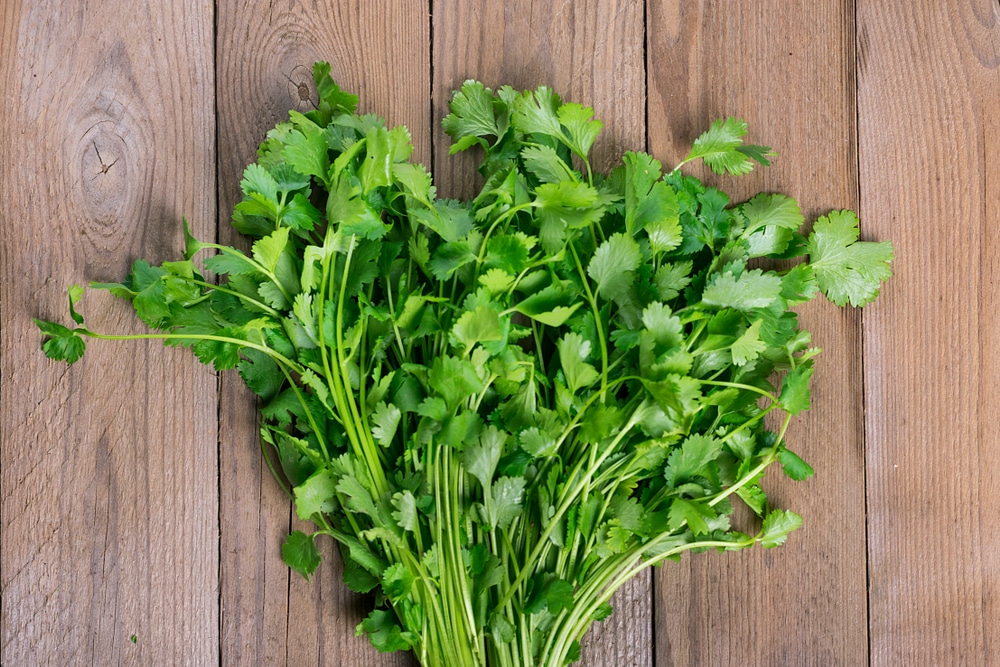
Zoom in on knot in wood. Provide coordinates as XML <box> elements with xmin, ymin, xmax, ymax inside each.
<box><xmin>78</xmin><ymin>123</ymin><xmax>130</xmax><ymax>225</ymax></box>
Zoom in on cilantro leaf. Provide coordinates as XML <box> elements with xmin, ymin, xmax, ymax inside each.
<box><xmin>519</xmin><ymin>427</ymin><xmax>558</xmax><ymax>458</ymax></box>
<box><xmin>760</xmin><ymin>509</ymin><xmax>804</xmax><ymax>548</ymax></box>
<box><xmin>428</xmin><ymin>355</ymin><xmax>485</xmax><ymax>412</ymax></box>
<box><xmin>512</xmin><ymin>86</ymin><xmax>562</xmax><ymax>137</ymax></box>
<box><xmin>702</xmin><ymin>268</ymin><xmax>783</xmax><ymax>311</ymax></box>
<box><xmin>521</xmin><ymin>145</ymin><xmax>576</xmax><ymax>184</ymax></box>
<box><xmin>36</xmin><ymin>319</ymin><xmax>86</xmax><ymax>364</ymax></box>
<box><xmin>282</xmin><ymin>112</ymin><xmax>330</xmax><ymax>185</ymax></box>
<box><xmin>588</xmin><ymin>233</ymin><xmax>641</xmax><ymax>301</ymax></box>
<box><xmin>327</xmin><ymin>175</ymin><xmax>389</xmax><ymax>240</ymax></box>
<box><xmin>740</xmin><ymin>193</ymin><xmax>803</xmax><ymax>257</ymax></box>
<box><xmin>534</xmin><ymin>181</ymin><xmax>605</xmax><ymax>254</ymax></box>
<box><xmin>557</xmin><ymin>332</ymin><xmax>600</xmax><ymax>394</ymax></box>
<box><xmin>391</xmin><ymin>490</ymin><xmax>419</xmax><ymax>532</ymax></box>
<box><xmin>428</xmin><ymin>238</ymin><xmax>476</xmax><ymax>280</ymax></box>
<box><xmin>237</xmin><ymin>348</ymin><xmax>283</xmax><ymax>400</ymax></box>
<box><xmin>485</xmin><ymin>233</ymin><xmax>534</xmax><ymax>275</ymax></box>
<box><xmin>336</xmin><ymin>473</ymin><xmax>379</xmax><ymax>519</ymax></box>
<box><xmin>282</xmin><ymin>531</ymin><xmax>322</xmax><ymax>580</ymax></box>
<box><xmin>667</xmin><ymin>498</ymin><xmax>713</xmax><ymax>535</ymax></box>
<box><xmin>654</xmin><ymin>261</ymin><xmax>693</xmax><ymax>301</ymax></box>
<box><xmin>780</xmin><ymin>361</ymin><xmax>814</xmax><ymax>415</ymax></box>
<box><xmin>463</xmin><ymin>426</ymin><xmax>505</xmax><ymax>490</ymax></box>
<box><xmin>381</xmin><ymin>563</ymin><xmax>414</xmax><ymax>602</ymax></box>
<box><xmin>778</xmin><ymin>447</ymin><xmax>815</xmax><ymax>481</ymax></box>
<box><xmin>241</xmin><ymin>163</ymin><xmax>280</xmax><ymax>203</ymax></box>
<box><xmin>807</xmin><ymin>210</ymin><xmax>894</xmax><ymax>306</ymax></box>
<box><xmin>731</xmin><ymin>319</ymin><xmax>766</xmax><ymax>366</ymax></box>
<box><xmin>623</xmin><ymin>152</ymin><xmax>680</xmax><ymax>247</ymax></box>
<box><xmin>684</xmin><ymin>118</ymin><xmax>770</xmax><ymax>176</ymax></box>
<box><xmin>781</xmin><ymin>264</ymin><xmax>819</xmax><ymax>305</ymax></box>
<box><xmin>525</xmin><ymin>576</ymin><xmax>575</xmax><ymax>615</ymax></box>
<box><xmin>512</xmin><ymin>285</ymin><xmax>583</xmax><ymax>328</ymax></box>
<box><xmin>357</xmin><ymin>609</ymin><xmax>417</xmax><ymax>653</ymax></box>
<box><xmin>450</xmin><ymin>306</ymin><xmax>503</xmax><ymax>354</ymax></box>
<box><xmin>556</xmin><ymin>102</ymin><xmax>602</xmax><ymax>158</ymax></box>
<box><xmin>293</xmin><ymin>469</ymin><xmax>337</xmax><ymax>520</ymax></box>
<box><xmin>490</xmin><ymin>476</ymin><xmax>526</xmax><ymax>531</ymax></box>
<box><xmin>312</xmin><ymin>61</ymin><xmax>358</xmax><ymax>116</ymax></box>
<box><xmin>740</xmin><ymin>193</ymin><xmax>803</xmax><ymax>236</ymax></box>
<box><xmin>665</xmin><ymin>434</ymin><xmax>724</xmax><ymax>488</ymax></box>
<box><xmin>410</xmin><ymin>199</ymin><xmax>473</xmax><ymax>243</ymax></box>
<box><xmin>371</xmin><ymin>402</ymin><xmax>402</xmax><ymax>447</ymax></box>
<box><xmin>443</xmin><ymin>80</ymin><xmax>506</xmax><ymax>151</ymax></box>
<box><xmin>342</xmin><ymin>554</ymin><xmax>380</xmax><ymax>594</ymax></box>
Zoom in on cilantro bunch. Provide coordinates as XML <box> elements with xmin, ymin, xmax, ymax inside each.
<box><xmin>37</xmin><ymin>63</ymin><xmax>892</xmax><ymax>667</ymax></box>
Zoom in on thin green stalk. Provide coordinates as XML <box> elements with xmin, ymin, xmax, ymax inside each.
<box><xmin>494</xmin><ymin>412</ymin><xmax>640</xmax><ymax>612</ymax></box>
<box><xmin>568</xmin><ymin>241</ymin><xmax>609</xmax><ymax>401</ymax></box>
<box><xmin>187</xmin><ymin>278</ymin><xmax>282</xmax><ymax>317</ymax></box>
<box><xmin>335</xmin><ymin>236</ymin><xmax>388</xmax><ymax>497</ymax></box>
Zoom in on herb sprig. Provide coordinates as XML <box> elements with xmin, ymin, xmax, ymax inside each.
<box><xmin>37</xmin><ymin>63</ymin><xmax>892</xmax><ymax>667</ymax></box>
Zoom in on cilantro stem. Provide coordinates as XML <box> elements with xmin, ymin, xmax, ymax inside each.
<box><xmin>384</xmin><ymin>275</ymin><xmax>408</xmax><ymax>361</ymax></box>
<box><xmin>275</xmin><ymin>363</ymin><xmax>331</xmax><ymax>463</ymax></box>
<box><xmin>685</xmin><ymin>318</ymin><xmax>709</xmax><ymax>351</ymax></box>
<box><xmin>717</xmin><ymin>404</ymin><xmax>780</xmax><ymax>446</ymax></box>
<box><xmin>188</xmin><ymin>279</ymin><xmax>282</xmax><ymax>317</ymax></box>
<box><xmin>335</xmin><ymin>236</ymin><xmax>388</xmax><ymax>498</ymax></box>
<box><xmin>76</xmin><ymin>329</ymin><xmax>302</xmax><ymax>370</ymax></box>
<box><xmin>709</xmin><ymin>412</ymin><xmax>793</xmax><ymax>510</ymax></box>
<box><xmin>550</xmin><ymin>534</ymin><xmax>757</xmax><ymax>665</ymax></box>
<box><xmin>568</xmin><ymin>241</ymin><xmax>609</xmax><ymax>402</ymax></box>
<box><xmin>697</xmin><ymin>378</ymin><xmax>780</xmax><ymax>404</ymax></box>
<box><xmin>495</xmin><ymin>412</ymin><xmax>640</xmax><ymax>613</ymax></box>
<box><xmin>315</xmin><ymin>241</ymin><xmax>371</xmax><ymax>489</ymax></box>
<box><xmin>196</xmin><ymin>242</ymin><xmax>293</xmax><ymax>305</ymax></box>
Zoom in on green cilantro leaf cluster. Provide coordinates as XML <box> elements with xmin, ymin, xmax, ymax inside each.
<box><xmin>37</xmin><ymin>63</ymin><xmax>892</xmax><ymax>667</ymax></box>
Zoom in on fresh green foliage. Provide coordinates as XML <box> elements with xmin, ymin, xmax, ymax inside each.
<box><xmin>37</xmin><ymin>64</ymin><xmax>893</xmax><ymax>667</ymax></box>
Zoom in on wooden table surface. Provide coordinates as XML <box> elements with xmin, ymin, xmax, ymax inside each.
<box><xmin>2</xmin><ymin>1</ymin><xmax>998</xmax><ymax>665</ymax></box>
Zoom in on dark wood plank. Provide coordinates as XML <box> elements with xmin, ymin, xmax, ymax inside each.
<box><xmin>858</xmin><ymin>1</ymin><xmax>1000</xmax><ymax>664</ymax></box>
<box><xmin>647</xmin><ymin>1</ymin><xmax>869</xmax><ymax>664</ymax></box>
<box><xmin>0</xmin><ymin>1</ymin><xmax>218</xmax><ymax>665</ymax></box>
<box><xmin>432</xmin><ymin>2</ymin><xmax>650</xmax><ymax>665</ymax></box>
<box><xmin>214</xmin><ymin>1</ymin><xmax>428</xmax><ymax>664</ymax></box>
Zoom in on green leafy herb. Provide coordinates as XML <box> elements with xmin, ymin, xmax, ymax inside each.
<box><xmin>36</xmin><ymin>64</ymin><xmax>892</xmax><ymax>667</ymax></box>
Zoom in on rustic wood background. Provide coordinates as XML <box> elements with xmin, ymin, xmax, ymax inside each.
<box><xmin>2</xmin><ymin>0</ymin><xmax>997</xmax><ymax>665</ymax></box>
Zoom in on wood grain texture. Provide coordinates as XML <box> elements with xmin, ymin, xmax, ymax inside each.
<box><xmin>858</xmin><ymin>0</ymin><xmax>1000</xmax><ymax>664</ymax></box>
<box><xmin>648</xmin><ymin>1</ymin><xmax>869</xmax><ymax>665</ymax></box>
<box><xmin>0</xmin><ymin>0</ymin><xmax>217</xmax><ymax>665</ymax></box>
<box><xmin>432</xmin><ymin>2</ymin><xmax>651</xmax><ymax>665</ymax></box>
<box><xmin>214</xmin><ymin>1</ymin><xmax>428</xmax><ymax>664</ymax></box>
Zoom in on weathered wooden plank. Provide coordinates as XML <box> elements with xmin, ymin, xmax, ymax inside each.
<box><xmin>858</xmin><ymin>1</ymin><xmax>1000</xmax><ymax>664</ymax></box>
<box><xmin>647</xmin><ymin>1</ymin><xmax>869</xmax><ymax>665</ymax></box>
<box><xmin>214</xmin><ymin>1</ymin><xmax>428</xmax><ymax>664</ymax></box>
<box><xmin>432</xmin><ymin>2</ymin><xmax>650</xmax><ymax>665</ymax></box>
<box><xmin>0</xmin><ymin>1</ymin><xmax>218</xmax><ymax>665</ymax></box>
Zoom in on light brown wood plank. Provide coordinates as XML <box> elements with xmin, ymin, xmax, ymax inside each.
<box><xmin>647</xmin><ymin>1</ymin><xmax>869</xmax><ymax>664</ymax></box>
<box><xmin>858</xmin><ymin>1</ymin><xmax>1000</xmax><ymax>664</ymax></box>
<box><xmin>0</xmin><ymin>1</ymin><xmax>218</xmax><ymax>665</ymax></box>
<box><xmin>432</xmin><ymin>2</ymin><xmax>650</xmax><ymax>665</ymax></box>
<box><xmin>214</xmin><ymin>1</ymin><xmax>428</xmax><ymax>664</ymax></box>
